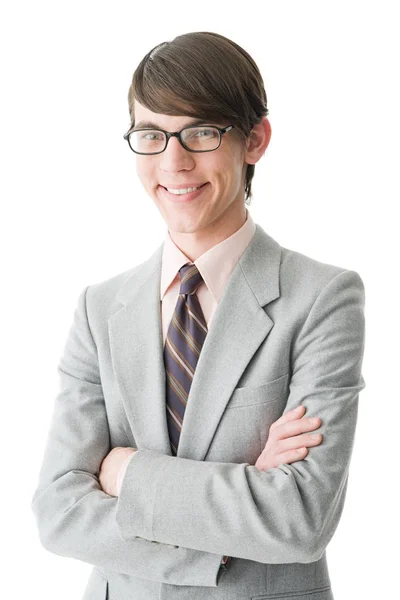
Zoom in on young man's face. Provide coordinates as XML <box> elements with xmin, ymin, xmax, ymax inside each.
<box><xmin>132</xmin><ymin>99</ymin><xmax>254</xmax><ymax>237</ymax></box>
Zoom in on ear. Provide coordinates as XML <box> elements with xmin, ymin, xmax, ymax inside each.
<box><xmin>244</xmin><ymin>117</ymin><xmax>272</xmax><ymax>165</ymax></box>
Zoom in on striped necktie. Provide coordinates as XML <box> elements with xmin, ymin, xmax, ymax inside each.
<box><xmin>163</xmin><ymin>262</ymin><xmax>207</xmax><ymax>456</ymax></box>
<box><xmin>163</xmin><ymin>262</ymin><xmax>230</xmax><ymax>571</ymax></box>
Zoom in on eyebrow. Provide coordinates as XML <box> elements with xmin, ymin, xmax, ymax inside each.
<box><xmin>132</xmin><ymin>118</ymin><xmax>218</xmax><ymax>131</ymax></box>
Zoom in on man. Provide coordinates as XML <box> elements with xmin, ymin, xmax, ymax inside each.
<box><xmin>31</xmin><ymin>32</ymin><xmax>366</xmax><ymax>600</ymax></box>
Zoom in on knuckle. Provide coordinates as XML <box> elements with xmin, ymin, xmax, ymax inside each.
<box><xmin>296</xmin><ymin>447</ymin><xmax>308</xmax><ymax>457</ymax></box>
<box><xmin>269</xmin><ymin>425</ymin><xmax>278</xmax><ymax>438</ymax></box>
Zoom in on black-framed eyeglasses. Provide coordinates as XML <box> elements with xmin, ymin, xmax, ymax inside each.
<box><xmin>123</xmin><ymin>124</ymin><xmax>235</xmax><ymax>155</ymax></box>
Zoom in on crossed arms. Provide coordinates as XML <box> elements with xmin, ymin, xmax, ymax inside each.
<box><xmin>30</xmin><ymin>270</ymin><xmax>366</xmax><ymax>587</ymax></box>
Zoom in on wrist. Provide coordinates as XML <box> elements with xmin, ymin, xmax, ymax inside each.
<box><xmin>116</xmin><ymin>451</ymin><xmax>136</xmax><ymax>495</ymax></box>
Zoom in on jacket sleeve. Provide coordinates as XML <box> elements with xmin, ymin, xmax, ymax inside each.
<box><xmin>30</xmin><ymin>286</ymin><xmax>225</xmax><ymax>587</ymax></box>
<box><xmin>116</xmin><ymin>269</ymin><xmax>366</xmax><ymax>564</ymax></box>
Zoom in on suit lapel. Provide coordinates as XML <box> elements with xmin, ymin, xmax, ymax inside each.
<box><xmin>108</xmin><ymin>224</ymin><xmax>282</xmax><ymax>461</ymax></box>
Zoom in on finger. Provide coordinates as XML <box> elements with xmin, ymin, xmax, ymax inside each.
<box><xmin>278</xmin><ymin>432</ymin><xmax>323</xmax><ymax>453</ymax></box>
<box><xmin>276</xmin><ymin>447</ymin><xmax>309</xmax><ymax>466</ymax></box>
<box><xmin>255</xmin><ymin>447</ymin><xmax>309</xmax><ymax>471</ymax></box>
<box><xmin>270</xmin><ymin>405</ymin><xmax>306</xmax><ymax>431</ymax></box>
<box><xmin>273</xmin><ymin>415</ymin><xmax>322</xmax><ymax>441</ymax></box>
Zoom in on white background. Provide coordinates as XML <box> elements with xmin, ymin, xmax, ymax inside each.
<box><xmin>2</xmin><ymin>1</ymin><xmax>398</xmax><ymax>598</ymax></box>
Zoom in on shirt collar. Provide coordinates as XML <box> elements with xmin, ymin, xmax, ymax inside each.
<box><xmin>160</xmin><ymin>208</ymin><xmax>256</xmax><ymax>303</ymax></box>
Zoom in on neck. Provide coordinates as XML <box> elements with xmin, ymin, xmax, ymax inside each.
<box><xmin>168</xmin><ymin>203</ymin><xmax>247</xmax><ymax>262</ymax></box>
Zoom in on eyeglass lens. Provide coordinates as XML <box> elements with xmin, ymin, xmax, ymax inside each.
<box><xmin>129</xmin><ymin>126</ymin><xmax>220</xmax><ymax>154</ymax></box>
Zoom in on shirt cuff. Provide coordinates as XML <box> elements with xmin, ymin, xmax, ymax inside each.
<box><xmin>116</xmin><ymin>452</ymin><xmax>136</xmax><ymax>496</ymax></box>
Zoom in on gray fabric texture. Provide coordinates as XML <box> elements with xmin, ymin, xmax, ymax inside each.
<box><xmin>31</xmin><ymin>223</ymin><xmax>366</xmax><ymax>600</ymax></box>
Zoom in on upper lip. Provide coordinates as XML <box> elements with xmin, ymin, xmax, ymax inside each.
<box><xmin>160</xmin><ymin>183</ymin><xmax>206</xmax><ymax>189</ymax></box>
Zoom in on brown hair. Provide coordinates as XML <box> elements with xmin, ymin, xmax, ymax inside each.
<box><xmin>127</xmin><ymin>31</ymin><xmax>269</xmax><ymax>204</ymax></box>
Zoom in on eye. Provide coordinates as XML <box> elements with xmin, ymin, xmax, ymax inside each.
<box><xmin>141</xmin><ymin>131</ymin><xmax>164</xmax><ymax>141</ymax></box>
<box><xmin>189</xmin><ymin>128</ymin><xmax>216</xmax><ymax>139</ymax></box>
<box><xmin>195</xmin><ymin>129</ymin><xmax>211</xmax><ymax>137</ymax></box>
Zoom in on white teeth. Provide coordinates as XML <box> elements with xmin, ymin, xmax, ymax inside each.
<box><xmin>166</xmin><ymin>185</ymin><xmax>203</xmax><ymax>195</ymax></box>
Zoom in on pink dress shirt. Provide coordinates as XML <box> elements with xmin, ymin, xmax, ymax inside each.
<box><xmin>116</xmin><ymin>208</ymin><xmax>256</xmax><ymax>562</ymax></box>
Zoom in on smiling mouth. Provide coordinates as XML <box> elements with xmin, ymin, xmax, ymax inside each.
<box><xmin>160</xmin><ymin>183</ymin><xmax>207</xmax><ymax>192</ymax></box>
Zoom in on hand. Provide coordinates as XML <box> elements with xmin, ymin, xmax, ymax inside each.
<box><xmin>99</xmin><ymin>446</ymin><xmax>137</xmax><ymax>497</ymax></box>
<box><xmin>254</xmin><ymin>405</ymin><xmax>322</xmax><ymax>471</ymax></box>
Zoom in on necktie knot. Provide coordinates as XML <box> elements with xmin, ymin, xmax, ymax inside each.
<box><xmin>178</xmin><ymin>263</ymin><xmax>204</xmax><ymax>296</ymax></box>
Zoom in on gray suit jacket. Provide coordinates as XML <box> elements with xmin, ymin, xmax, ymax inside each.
<box><xmin>31</xmin><ymin>223</ymin><xmax>366</xmax><ymax>600</ymax></box>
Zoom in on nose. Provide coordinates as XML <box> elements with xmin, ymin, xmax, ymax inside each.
<box><xmin>159</xmin><ymin>135</ymin><xmax>195</xmax><ymax>171</ymax></box>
